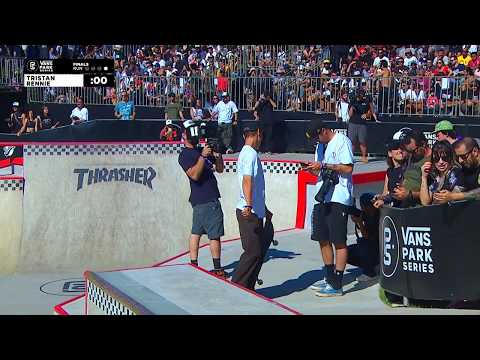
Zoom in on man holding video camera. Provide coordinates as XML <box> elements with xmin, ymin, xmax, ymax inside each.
<box><xmin>178</xmin><ymin>120</ymin><xmax>226</xmax><ymax>278</ymax></box>
<box><xmin>303</xmin><ymin>119</ymin><xmax>354</xmax><ymax>297</ymax></box>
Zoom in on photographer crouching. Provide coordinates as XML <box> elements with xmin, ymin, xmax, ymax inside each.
<box><xmin>303</xmin><ymin>119</ymin><xmax>354</xmax><ymax>297</ymax></box>
<box><xmin>178</xmin><ymin>120</ymin><xmax>227</xmax><ymax>278</ymax></box>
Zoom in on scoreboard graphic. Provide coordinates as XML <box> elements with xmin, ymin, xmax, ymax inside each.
<box><xmin>24</xmin><ymin>59</ymin><xmax>115</xmax><ymax>87</ymax></box>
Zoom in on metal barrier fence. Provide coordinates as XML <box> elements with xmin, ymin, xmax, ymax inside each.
<box><xmin>0</xmin><ymin>57</ymin><xmax>24</xmax><ymax>87</ymax></box>
<box><xmin>25</xmin><ymin>75</ymin><xmax>480</xmax><ymax>117</ymax></box>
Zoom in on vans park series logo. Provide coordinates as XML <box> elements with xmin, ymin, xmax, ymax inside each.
<box><xmin>382</xmin><ymin>216</ymin><xmax>434</xmax><ymax>278</ymax></box>
<box><xmin>73</xmin><ymin>167</ymin><xmax>157</xmax><ymax>191</ymax></box>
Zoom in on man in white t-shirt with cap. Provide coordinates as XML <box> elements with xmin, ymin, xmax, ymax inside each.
<box><xmin>212</xmin><ymin>92</ymin><xmax>238</xmax><ymax>154</ymax></box>
<box><xmin>303</xmin><ymin>119</ymin><xmax>354</xmax><ymax>297</ymax></box>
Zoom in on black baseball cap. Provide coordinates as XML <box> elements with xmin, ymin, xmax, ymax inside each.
<box><xmin>386</xmin><ymin>140</ymin><xmax>402</xmax><ymax>151</ymax></box>
<box><xmin>306</xmin><ymin>119</ymin><xmax>328</xmax><ymax>139</ymax></box>
<box><xmin>243</xmin><ymin>122</ymin><xmax>263</xmax><ymax>134</ymax></box>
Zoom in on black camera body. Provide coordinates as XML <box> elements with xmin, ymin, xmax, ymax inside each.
<box><xmin>198</xmin><ymin>122</ymin><xmax>220</xmax><ymax>153</ymax></box>
<box><xmin>206</xmin><ymin>138</ymin><xmax>220</xmax><ymax>153</ymax></box>
<box><xmin>315</xmin><ymin>168</ymin><xmax>339</xmax><ymax>203</ymax></box>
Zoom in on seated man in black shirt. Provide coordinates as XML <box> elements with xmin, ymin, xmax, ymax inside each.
<box><xmin>348</xmin><ymin>88</ymin><xmax>379</xmax><ymax>163</ymax></box>
<box><xmin>178</xmin><ymin>120</ymin><xmax>227</xmax><ymax>278</ymax></box>
<box><xmin>37</xmin><ymin>105</ymin><xmax>60</xmax><ymax>130</ymax></box>
<box><xmin>433</xmin><ymin>137</ymin><xmax>480</xmax><ymax>203</ymax></box>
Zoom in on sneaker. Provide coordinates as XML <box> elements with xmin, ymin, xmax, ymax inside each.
<box><xmin>210</xmin><ymin>269</ymin><xmax>228</xmax><ymax>280</ymax></box>
<box><xmin>315</xmin><ymin>284</ymin><xmax>343</xmax><ymax>297</ymax></box>
<box><xmin>357</xmin><ymin>273</ymin><xmax>379</xmax><ymax>283</ymax></box>
<box><xmin>310</xmin><ymin>279</ymin><xmax>328</xmax><ymax>291</ymax></box>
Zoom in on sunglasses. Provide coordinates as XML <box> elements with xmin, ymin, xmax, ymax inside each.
<box><xmin>457</xmin><ymin>149</ymin><xmax>473</xmax><ymax>161</ymax></box>
<box><xmin>432</xmin><ymin>153</ymin><xmax>452</xmax><ymax>162</ymax></box>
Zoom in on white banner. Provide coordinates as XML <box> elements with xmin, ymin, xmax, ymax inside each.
<box><xmin>24</xmin><ymin>74</ymin><xmax>84</xmax><ymax>87</ymax></box>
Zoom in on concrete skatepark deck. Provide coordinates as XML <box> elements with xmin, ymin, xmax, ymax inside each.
<box><xmin>56</xmin><ymin>228</ymin><xmax>480</xmax><ymax>315</ymax></box>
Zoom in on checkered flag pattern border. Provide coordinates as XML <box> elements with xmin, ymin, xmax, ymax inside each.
<box><xmin>87</xmin><ymin>280</ymin><xmax>134</xmax><ymax>315</ymax></box>
<box><xmin>0</xmin><ymin>179</ymin><xmax>24</xmax><ymax>192</ymax></box>
<box><xmin>24</xmin><ymin>143</ymin><xmax>183</xmax><ymax>157</ymax></box>
<box><xmin>224</xmin><ymin>161</ymin><xmax>300</xmax><ymax>175</ymax></box>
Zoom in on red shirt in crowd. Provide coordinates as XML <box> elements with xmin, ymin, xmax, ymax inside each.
<box><xmin>217</xmin><ymin>76</ymin><xmax>228</xmax><ymax>93</ymax></box>
<box><xmin>468</xmin><ymin>57</ymin><xmax>480</xmax><ymax>70</ymax></box>
<box><xmin>426</xmin><ymin>95</ymin><xmax>440</xmax><ymax>108</ymax></box>
<box><xmin>160</xmin><ymin>126</ymin><xmax>178</xmax><ymax>141</ymax></box>
<box><xmin>433</xmin><ymin>66</ymin><xmax>451</xmax><ymax>76</ymax></box>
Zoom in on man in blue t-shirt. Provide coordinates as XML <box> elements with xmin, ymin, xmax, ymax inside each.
<box><xmin>114</xmin><ymin>91</ymin><xmax>136</xmax><ymax>120</ymax></box>
<box><xmin>178</xmin><ymin>120</ymin><xmax>226</xmax><ymax>278</ymax></box>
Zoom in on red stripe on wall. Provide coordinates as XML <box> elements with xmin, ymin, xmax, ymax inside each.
<box><xmin>295</xmin><ymin>169</ymin><xmax>386</xmax><ymax>229</ymax></box>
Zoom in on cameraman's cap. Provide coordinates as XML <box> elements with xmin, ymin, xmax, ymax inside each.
<box><xmin>433</xmin><ymin>120</ymin><xmax>454</xmax><ymax>134</ymax></box>
<box><xmin>12</xmin><ymin>102</ymin><xmax>19</xmax><ymax>107</ymax></box>
<box><xmin>306</xmin><ymin>119</ymin><xmax>327</xmax><ymax>139</ymax></box>
<box><xmin>183</xmin><ymin>120</ymin><xmax>196</xmax><ymax>129</ymax></box>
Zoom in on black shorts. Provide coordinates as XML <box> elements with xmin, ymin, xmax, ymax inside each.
<box><xmin>311</xmin><ymin>202</ymin><xmax>349</xmax><ymax>246</ymax></box>
<box><xmin>192</xmin><ymin>199</ymin><xmax>224</xmax><ymax>239</ymax></box>
<box><xmin>348</xmin><ymin>122</ymin><xmax>367</xmax><ymax>145</ymax></box>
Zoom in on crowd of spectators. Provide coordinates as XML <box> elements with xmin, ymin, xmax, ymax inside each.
<box><xmin>3</xmin><ymin>98</ymin><xmax>89</xmax><ymax>136</ymax></box>
<box><xmin>3</xmin><ymin>45</ymin><xmax>480</xmax><ymax>117</ymax></box>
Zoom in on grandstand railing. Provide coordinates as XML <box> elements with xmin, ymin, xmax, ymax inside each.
<box><xmin>0</xmin><ymin>57</ymin><xmax>24</xmax><ymax>87</ymax></box>
<box><xmin>25</xmin><ymin>75</ymin><xmax>480</xmax><ymax>117</ymax></box>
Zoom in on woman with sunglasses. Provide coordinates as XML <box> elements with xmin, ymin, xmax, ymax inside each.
<box><xmin>373</xmin><ymin>140</ymin><xmax>408</xmax><ymax>208</ymax></box>
<box><xmin>420</xmin><ymin>140</ymin><xmax>465</xmax><ymax>206</ymax></box>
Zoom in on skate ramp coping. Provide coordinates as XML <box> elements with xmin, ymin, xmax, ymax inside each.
<box><xmin>85</xmin><ymin>264</ymin><xmax>300</xmax><ymax>315</ymax></box>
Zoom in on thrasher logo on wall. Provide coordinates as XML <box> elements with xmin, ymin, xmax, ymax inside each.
<box><xmin>73</xmin><ymin>167</ymin><xmax>157</xmax><ymax>191</ymax></box>
<box><xmin>382</xmin><ymin>216</ymin><xmax>434</xmax><ymax>277</ymax></box>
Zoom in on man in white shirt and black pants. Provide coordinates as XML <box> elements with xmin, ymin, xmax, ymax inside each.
<box><xmin>303</xmin><ymin>119</ymin><xmax>354</xmax><ymax>297</ymax></box>
<box><xmin>212</xmin><ymin>92</ymin><xmax>238</xmax><ymax>154</ymax></box>
<box><xmin>232</xmin><ymin>122</ymin><xmax>272</xmax><ymax>290</ymax></box>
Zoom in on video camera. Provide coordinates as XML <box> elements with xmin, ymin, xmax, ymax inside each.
<box><xmin>314</xmin><ymin>167</ymin><xmax>339</xmax><ymax>203</ymax></box>
<box><xmin>184</xmin><ymin>120</ymin><xmax>220</xmax><ymax>153</ymax></box>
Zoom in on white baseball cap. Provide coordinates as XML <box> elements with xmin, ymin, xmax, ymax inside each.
<box><xmin>183</xmin><ymin>120</ymin><xmax>196</xmax><ymax>129</ymax></box>
<box><xmin>392</xmin><ymin>127</ymin><xmax>413</xmax><ymax>140</ymax></box>
<box><xmin>166</xmin><ymin>120</ymin><xmax>172</xmax><ymax>126</ymax></box>
<box><xmin>12</xmin><ymin>102</ymin><xmax>19</xmax><ymax>107</ymax></box>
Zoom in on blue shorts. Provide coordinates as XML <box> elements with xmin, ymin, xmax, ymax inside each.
<box><xmin>192</xmin><ymin>199</ymin><xmax>224</xmax><ymax>240</ymax></box>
